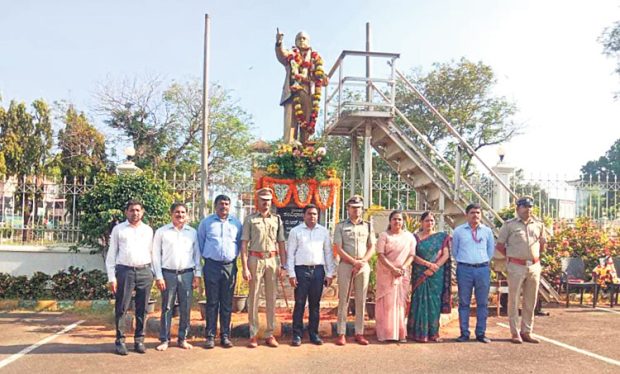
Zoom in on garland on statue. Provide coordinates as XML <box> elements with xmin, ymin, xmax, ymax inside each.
<box><xmin>287</xmin><ymin>47</ymin><xmax>325</xmax><ymax>135</ymax></box>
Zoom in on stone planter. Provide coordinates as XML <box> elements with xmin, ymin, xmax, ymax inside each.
<box><xmin>146</xmin><ymin>299</ymin><xmax>157</xmax><ymax>314</ymax></box>
<box><xmin>232</xmin><ymin>295</ymin><xmax>248</xmax><ymax>313</ymax></box>
<box><xmin>199</xmin><ymin>300</ymin><xmax>207</xmax><ymax>320</ymax></box>
<box><xmin>365</xmin><ymin>301</ymin><xmax>376</xmax><ymax>320</ymax></box>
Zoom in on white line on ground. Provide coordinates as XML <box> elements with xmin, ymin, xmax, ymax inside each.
<box><xmin>497</xmin><ymin>322</ymin><xmax>620</xmax><ymax>367</ymax></box>
<box><xmin>0</xmin><ymin>319</ymin><xmax>85</xmax><ymax>370</ymax></box>
<box><xmin>594</xmin><ymin>307</ymin><xmax>620</xmax><ymax>315</ymax></box>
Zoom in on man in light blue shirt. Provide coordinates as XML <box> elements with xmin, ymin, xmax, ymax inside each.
<box><xmin>197</xmin><ymin>194</ymin><xmax>242</xmax><ymax>349</ymax></box>
<box><xmin>452</xmin><ymin>203</ymin><xmax>495</xmax><ymax>343</ymax></box>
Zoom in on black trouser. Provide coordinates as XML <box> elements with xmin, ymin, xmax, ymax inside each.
<box><xmin>292</xmin><ymin>265</ymin><xmax>325</xmax><ymax>338</ymax></box>
<box><xmin>114</xmin><ymin>265</ymin><xmax>154</xmax><ymax>344</ymax></box>
<box><xmin>203</xmin><ymin>258</ymin><xmax>236</xmax><ymax>338</ymax></box>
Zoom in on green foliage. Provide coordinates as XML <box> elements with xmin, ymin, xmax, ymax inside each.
<box><xmin>367</xmin><ymin>253</ymin><xmax>378</xmax><ymax>301</ymax></box>
<box><xmin>55</xmin><ymin>105</ymin><xmax>109</xmax><ymax>181</ymax></box>
<box><xmin>542</xmin><ymin>218</ymin><xmax>620</xmax><ymax>288</ymax></box>
<box><xmin>78</xmin><ymin>173</ymin><xmax>172</xmax><ymax>255</ymax></box>
<box><xmin>28</xmin><ymin>271</ymin><xmax>52</xmax><ymax>299</ymax></box>
<box><xmin>49</xmin><ymin>267</ymin><xmax>112</xmax><ymax>300</ymax></box>
<box><xmin>261</xmin><ymin>142</ymin><xmax>337</xmax><ymax>181</ymax></box>
<box><xmin>395</xmin><ymin>58</ymin><xmax>521</xmax><ymax>176</ymax></box>
<box><xmin>601</xmin><ymin>21</ymin><xmax>620</xmax><ymax>94</ymax></box>
<box><xmin>0</xmin><ymin>99</ymin><xmax>53</xmax><ymax>178</ymax></box>
<box><xmin>580</xmin><ymin>138</ymin><xmax>620</xmax><ymax>181</ymax></box>
<box><xmin>0</xmin><ymin>269</ymin><xmax>110</xmax><ymax>300</ymax></box>
<box><xmin>95</xmin><ymin>78</ymin><xmax>254</xmax><ymax>188</ymax></box>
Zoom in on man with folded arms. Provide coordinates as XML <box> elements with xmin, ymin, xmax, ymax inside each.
<box><xmin>198</xmin><ymin>194</ymin><xmax>242</xmax><ymax>349</ymax></box>
<box><xmin>496</xmin><ymin>196</ymin><xmax>546</xmax><ymax>344</ymax></box>
<box><xmin>152</xmin><ymin>202</ymin><xmax>201</xmax><ymax>351</ymax></box>
<box><xmin>106</xmin><ymin>200</ymin><xmax>154</xmax><ymax>355</ymax></box>
<box><xmin>241</xmin><ymin>187</ymin><xmax>287</xmax><ymax>348</ymax></box>
<box><xmin>452</xmin><ymin>203</ymin><xmax>495</xmax><ymax>344</ymax></box>
<box><xmin>287</xmin><ymin>204</ymin><xmax>336</xmax><ymax>346</ymax></box>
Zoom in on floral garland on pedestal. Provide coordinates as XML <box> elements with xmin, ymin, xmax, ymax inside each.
<box><xmin>258</xmin><ymin>176</ymin><xmax>341</xmax><ymax>222</ymax></box>
<box><xmin>286</xmin><ymin>47</ymin><xmax>325</xmax><ymax>135</ymax></box>
<box><xmin>260</xmin><ymin>141</ymin><xmax>340</xmax><ymax>219</ymax></box>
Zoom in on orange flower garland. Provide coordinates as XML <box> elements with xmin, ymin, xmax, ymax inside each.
<box><xmin>287</xmin><ymin>47</ymin><xmax>325</xmax><ymax>135</ymax></box>
<box><xmin>258</xmin><ymin>176</ymin><xmax>340</xmax><ymax>211</ymax></box>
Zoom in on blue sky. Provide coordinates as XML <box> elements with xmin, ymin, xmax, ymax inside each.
<box><xmin>1</xmin><ymin>0</ymin><xmax>620</xmax><ymax>179</ymax></box>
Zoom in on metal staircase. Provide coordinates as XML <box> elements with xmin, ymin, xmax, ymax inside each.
<box><xmin>322</xmin><ymin>50</ymin><xmax>561</xmax><ymax>303</ymax></box>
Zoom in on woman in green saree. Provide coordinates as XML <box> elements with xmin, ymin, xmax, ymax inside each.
<box><xmin>407</xmin><ymin>211</ymin><xmax>452</xmax><ymax>342</ymax></box>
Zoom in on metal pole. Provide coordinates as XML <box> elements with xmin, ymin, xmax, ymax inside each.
<box><xmin>365</xmin><ymin>22</ymin><xmax>372</xmax><ymax>106</ymax></box>
<box><xmin>200</xmin><ymin>14</ymin><xmax>211</xmax><ymax>219</ymax></box>
<box><xmin>351</xmin><ymin>134</ymin><xmax>357</xmax><ymax>198</ymax></box>
<box><xmin>455</xmin><ymin>145</ymin><xmax>462</xmax><ymax>201</ymax></box>
<box><xmin>363</xmin><ymin>22</ymin><xmax>372</xmax><ymax>208</ymax></box>
<box><xmin>363</xmin><ymin>123</ymin><xmax>372</xmax><ymax>208</ymax></box>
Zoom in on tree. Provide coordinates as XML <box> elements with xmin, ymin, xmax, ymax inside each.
<box><xmin>395</xmin><ymin>58</ymin><xmax>521</xmax><ymax>176</ymax></box>
<box><xmin>56</xmin><ymin>105</ymin><xmax>109</xmax><ymax>181</ymax></box>
<box><xmin>95</xmin><ymin>77</ymin><xmax>254</xmax><ymax>188</ymax></box>
<box><xmin>579</xmin><ymin>138</ymin><xmax>620</xmax><ymax>219</ymax></box>
<box><xmin>0</xmin><ymin>100</ymin><xmax>53</xmax><ymax>178</ymax></box>
<box><xmin>78</xmin><ymin>173</ymin><xmax>173</xmax><ymax>257</ymax></box>
<box><xmin>601</xmin><ymin>21</ymin><xmax>620</xmax><ymax>96</ymax></box>
<box><xmin>580</xmin><ymin>138</ymin><xmax>620</xmax><ymax>180</ymax></box>
<box><xmin>0</xmin><ymin>99</ymin><xmax>53</xmax><ymax>240</ymax></box>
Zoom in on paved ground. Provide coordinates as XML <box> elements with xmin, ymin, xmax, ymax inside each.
<box><xmin>0</xmin><ymin>305</ymin><xmax>619</xmax><ymax>374</ymax></box>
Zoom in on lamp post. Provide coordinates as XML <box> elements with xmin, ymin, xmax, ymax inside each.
<box><xmin>116</xmin><ymin>147</ymin><xmax>141</xmax><ymax>175</ymax></box>
<box><xmin>491</xmin><ymin>145</ymin><xmax>514</xmax><ymax>211</ymax></box>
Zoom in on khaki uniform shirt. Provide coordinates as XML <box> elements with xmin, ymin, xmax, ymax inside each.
<box><xmin>497</xmin><ymin>217</ymin><xmax>546</xmax><ymax>260</ymax></box>
<box><xmin>241</xmin><ymin>212</ymin><xmax>285</xmax><ymax>252</ymax></box>
<box><xmin>333</xmin><ymin>219</ymin><xmax>376</xmax><ymax>259</ymax></box>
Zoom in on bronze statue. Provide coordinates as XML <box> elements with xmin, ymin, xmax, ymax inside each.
<box><xmin>275</xmin><ymin>29</ymin><xmax>327</xmax><ymax>144</ymax></box>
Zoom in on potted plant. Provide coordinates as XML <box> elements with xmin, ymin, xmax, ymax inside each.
<box><xmin>365</xmin><ymin>254</ymin><xmax>378</xmax><ymax>320</ymax></box>
<box><xmin>233</xmin><ymin>259</ymin><xmax>249</xmax><ymax>313</ymax></box>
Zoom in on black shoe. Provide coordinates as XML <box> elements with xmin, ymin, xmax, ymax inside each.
<box><xmin>476</xmin><ymin>336</ymin><xmax>492</xmax><ymax>344</ymax></box>
<box><xmin>115</xmin><ymin>342</ymin><xmax>128</xmax><ymax>356</ymax></box>
<box><xmin>455</xmin><ymin>335</ymin><xmax>469</xmax><ymax>343</ymax></box>
<box><xmin>205</xmin><ymin>337</ymin><xmax>215</xmax><ymax>349</ymax></box>
<box><xmin>134</xmin><ymin>342</ymin><xmax>146</xmax><ymax>353</ymax></box>
<box><xmin>309</xmin><ymin>335</ymin><xmax>323</xmax><ymax>345</ymax></box>
<box><xmin>291</xmin><ymin>335</ymin><xmax>302</xmax><ymax>347</ymax></box>
<box><xmin>220</xmin><ymin>336</ymin><xmax>233</xmax><ymax>348</ymax></box>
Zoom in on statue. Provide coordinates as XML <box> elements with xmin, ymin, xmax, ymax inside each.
<box><xmin>275</xmin><ymin>29</ymin><xmax>327</xmax><ymax>144</ymax></box>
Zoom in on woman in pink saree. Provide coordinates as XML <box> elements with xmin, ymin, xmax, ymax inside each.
<box><xmin>375</xmin><ymin>210</ymin><xmax>416</xmax><ymax>342</ymax></box>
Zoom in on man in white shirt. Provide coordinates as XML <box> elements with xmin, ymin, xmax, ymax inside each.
<box><xmin>287</xmin><ymin>204</ymin><xmax>336</xmax><ymax>346</ymax></box>
<box><xmin>106</xmin><ymin>200</ymin><xmax>154</xmax><ymax>356</ymax></box>
<box><xmin>152</xmin><ymin>202</ymin><xmax>201</xmax><ymax>351</ymax></box>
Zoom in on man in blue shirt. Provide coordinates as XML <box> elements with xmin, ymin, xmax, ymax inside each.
<box><xmin>452</xmin><ymin>203</ymin><xmax>495</xmax><ymax>343</ymax></box>
<box><xmin>197</xmin><ymin>194</ymin><xmax>242</xmax><ymax>349</ymax></box>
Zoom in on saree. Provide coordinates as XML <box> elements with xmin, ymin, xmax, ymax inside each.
<box><xmin>375</xmin><ymin>231</ymin><xmax>416</xmax><ymax>341</ymax></box>
<box><xmin>407</xmin><ymin>231</ymin><xmax>451</xmax><ymax>341</ymax></box>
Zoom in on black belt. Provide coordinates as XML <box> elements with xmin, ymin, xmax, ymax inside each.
<box><xmin>162</xmin><ymin>268</ymin><xmax>194</xmax><ymax>274</ymax></box>
<box><xmin>457</xmin><ymin>262</ymin><xmax>489</xmax><ymax>268</ymax></box>
<box><xmin>295</xmin><ymin>265</ymin><xmax>323</xmax><ymax>270</ymax></box>
<box><xmin>117</xmin><ymin>263</ymin><xmax>151</xmax><ymax>270</ymax></box>
<box><xmin>204</xmin><ymin>258</ymin><xmax>235</xmax><ymax>265</ymax></box>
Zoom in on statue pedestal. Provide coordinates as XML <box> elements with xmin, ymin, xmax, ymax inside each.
<box><xmin>257</xmin><ymin>176</ymin><xmax>341</xmax><ymax>237</ymax></box>
<box><xmin>491</xmin><ymin>162</ymin><xmax>515</xmax><ymax>211</ymax></box>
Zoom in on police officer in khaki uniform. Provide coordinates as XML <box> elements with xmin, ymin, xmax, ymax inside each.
<box><xmin>496</xmin><ymin>196</ymin><xmax>546</xmax><ymax>344</ymax></box>
<box><xmin>334</xmin><ymin>195</ymin><xmax>376</xmax><ymax>346</ymax></box>
<box><xmin>241</xmin><ymin>188</ymin><xmax>287</xmax><ymax>348</ymax></box>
